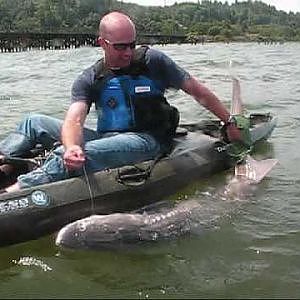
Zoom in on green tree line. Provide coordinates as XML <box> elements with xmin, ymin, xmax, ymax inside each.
<box><xmin>1</xmin><ymin>0</ymin><xmax>300</xmax><ymax>41</ymax></box>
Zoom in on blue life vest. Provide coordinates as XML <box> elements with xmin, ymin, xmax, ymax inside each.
<box><xmin>96</xmin><ymin>74</ymin><xmax>164</xmax><ymax>133</ymax></box>
<box><xmin>90</xmin><ymin>46</ymin><xmax>179</xmax><ymax>143</ymax></box>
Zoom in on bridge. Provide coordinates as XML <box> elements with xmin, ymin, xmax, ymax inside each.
<box><xmin>0</xmin><ymin>32</ymin><xmax>197</xmax><ymax>52</ymax></box>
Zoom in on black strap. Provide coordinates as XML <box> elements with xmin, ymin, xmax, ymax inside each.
<box><xmin>116</xmin><ymin>152</ymin><xmax>165</xmax><ymax>187</ymax></box>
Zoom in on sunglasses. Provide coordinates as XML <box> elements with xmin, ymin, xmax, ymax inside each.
<box><xmin>103</xmin><ymin>38</ymin><xmax>136</xmax><ymax>51</ymax></box>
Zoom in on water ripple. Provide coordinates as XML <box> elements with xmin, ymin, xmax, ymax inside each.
<box><xmin>0</xmin><ymin>42</ymin><xmax>300</xmax><ymax>298</ymax></box>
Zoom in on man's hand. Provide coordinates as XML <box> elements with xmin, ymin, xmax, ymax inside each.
<box><xmin>63</xmin><ymin>145</ymin><xmax>85</xmax><ymax>170</ymax></box>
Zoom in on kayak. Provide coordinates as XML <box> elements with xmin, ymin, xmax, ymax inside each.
<box><xmin>0</xmin><ymin>113</ymin><xmax>276</xmax><ymax>247</ymax></box>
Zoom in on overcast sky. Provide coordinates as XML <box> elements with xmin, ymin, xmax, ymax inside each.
<box><xmin>122</xmin><ymin>0</ymin><xmax>300</xmax><ymax>13</ymax></box>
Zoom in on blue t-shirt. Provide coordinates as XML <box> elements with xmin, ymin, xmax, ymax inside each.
<box><xmin>71</xmin><ymin>47</ymin><xmax>191</xmax><ymax>105</ymax></box>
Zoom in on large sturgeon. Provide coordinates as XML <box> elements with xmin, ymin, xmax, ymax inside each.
<box><xmin>55</xmin><ymin>199</ymin><xmax>202</xmax><ymax>249</ymax></box>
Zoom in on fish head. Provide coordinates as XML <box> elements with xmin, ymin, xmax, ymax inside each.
<box><xmin>55</xmin><ymin>213</ymin><xmax>144</xmax><ymax>250</ymax></box>
<box><xmin>55</xmin><ymin>216</ymin><xmax>97</xmax><ymax>249</ymax></box>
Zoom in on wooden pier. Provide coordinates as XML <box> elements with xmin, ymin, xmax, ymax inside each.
<box><xmin>0</xmin><ymin>32</ymin><xmax>97</xmax><ymax>52</ymax></box>
<box><xmin>0</xmin><ymin>32</ymin><xmax>192</xmax><ymax>52</ymax></box>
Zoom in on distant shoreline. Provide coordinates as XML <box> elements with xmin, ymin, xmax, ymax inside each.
<box><xmin>0</xmin><ymin>32</ymin><xmax>287</xmax><ymax>53</ymax></box>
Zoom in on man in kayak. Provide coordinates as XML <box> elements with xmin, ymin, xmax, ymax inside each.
<box><xmin>0</xmin><ymin>11</ymin><xmax>241</xmax><ymax>193</ymax></box>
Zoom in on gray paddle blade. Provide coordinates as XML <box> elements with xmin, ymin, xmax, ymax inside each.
<box><xmin>235</xmin><ymin>155</ymin><xmax>278</xmax><ymax>183</ymax></box>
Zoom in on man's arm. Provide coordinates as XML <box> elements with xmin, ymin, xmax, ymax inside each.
<box><xmin>181</xmin><ymin>76</ymin><xmax>230</xmax><ymax>123</ymax></box>
<box><xmin>61</xmin><ymin>101</ymin><xmax>89</xmax><ymax>170</ymax></box>
<box><xmin>181</xmin><ymin>76</ymin><xmax>241</xmax><ymax>141</ymax></box>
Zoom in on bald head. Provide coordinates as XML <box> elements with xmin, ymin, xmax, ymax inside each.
<box><xmin>98</xmin><ymin>12</ymin><xmax>136</xmax><ymax>68</ymax></box>
<box><xmin>99</xmin><ymin>12</ymin><xmax>136</xmax><ymax>42</ymax></box>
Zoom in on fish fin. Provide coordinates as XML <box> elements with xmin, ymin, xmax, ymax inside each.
<box><xmin>231</xmin><ymin>76</ymin><xmax>243</xmax><ymax>115</ymax></box>
<box><xmin>235</xmin><ymin>155</ymin><xmax>278</xmax><ymax>183</ymax></box>
<box><xmin>230</xmin><ymin>77</ymin><xmax>277</xmax><ymax>184</ymax></box>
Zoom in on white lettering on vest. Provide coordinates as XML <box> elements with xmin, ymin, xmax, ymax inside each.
<box><xmin>135</xmin><ymin>86</ymin><xmax>151</xmax><ymax>93</ymax></box>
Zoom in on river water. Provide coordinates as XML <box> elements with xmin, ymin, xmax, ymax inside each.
<box><xmin>0</xmin><ymin>43</ymin><xmax>299</xmax><ymax>298</ymax></box>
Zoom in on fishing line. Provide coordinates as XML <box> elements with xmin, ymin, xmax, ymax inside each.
<box><xmin>83</xmin><ymin>164</ymin><xmax>95</xmax><ymax>214</ymax></box>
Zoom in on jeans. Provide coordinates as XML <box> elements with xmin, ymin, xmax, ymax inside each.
<box><xmin>0</xmin><ymin>114</ymin><xmax>161</xmax><ymax>189</ymax></box>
